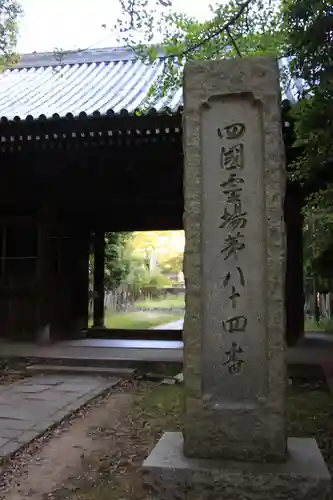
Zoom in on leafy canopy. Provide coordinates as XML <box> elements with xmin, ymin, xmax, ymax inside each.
<box><xmin>116</xmin><ymin>0</ymin><xmax>286</xmax><ymax>101</ymax></box>
<box><xmin>285</xmin><ymin>0</ymin><xmax>333</xmax><ymax>188</ymax></box>
<box><xmin>104</xmin><ymin>232</ymin><xmax>132</xmax><ymax>291</ymax></box>
<box><xmin>284</xmin><ymin>0</ymin><xmax>333</xmax><ymax>282</ymax></box>
<box><xmin>0</xmin><ymin>0</ymin><xmax>22</xmax><ymax>68</ymax></box>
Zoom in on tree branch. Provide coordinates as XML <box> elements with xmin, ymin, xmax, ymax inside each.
<box><xmin>226</xmin><ymin>27</ymin><xmax>242</xmax><ymax>57</ymax></box>
<box><xmin>51</xmin><ymin>0</ymin><xmax>253</xmax><ymax>66</ymax></box>
<box><xmin>162</xmin><ymin>0</ymin><xmax>254</xmax><ymax>59</ymax></box>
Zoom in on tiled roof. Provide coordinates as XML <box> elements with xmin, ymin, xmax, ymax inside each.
<box><xmin>0</xmin><ymin>47</ymin><xmax>302</xmax><ymax>121</ymax></box>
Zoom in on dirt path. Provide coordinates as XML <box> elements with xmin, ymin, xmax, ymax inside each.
<box><xmin>0</xmin><ymin>383</ymin><xmax>141</xmax><ymax>500</ymax></box>
<box><xmin>0</xmin><ymin>379</ymin><xmax>173</xmax><ymax>500</ymax></box>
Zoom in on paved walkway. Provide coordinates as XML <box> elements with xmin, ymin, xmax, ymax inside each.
<box><xmin>153</xmin><ymin>319</ymin><xmax>184</xmax><ymax>330</ymax></box>
<box><xmin>0</xmin><ymin>375</ymin><xmax>118</xmax><ymax>459</ymax></box>
<box><xmin>0</xmin><ymin>331</ymin><xmax>332</xmax><ymax>372</ymax></box>
<box><xmin>0</xmin><ymin>339</ymin><xmax>183</xmax><ymax>363</ymax></box>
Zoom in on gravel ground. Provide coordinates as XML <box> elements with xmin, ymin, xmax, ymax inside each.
<box><xmin>0</xmin><ymin>378</ymin><xmax>332</xmax><ymax>499</ymax></box>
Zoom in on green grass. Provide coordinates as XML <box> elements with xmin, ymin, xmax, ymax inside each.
<box><xmin>135</xmin><ymin>383</ymin><xmax>333</xmax><ymax>449</ymax></box>
<box><xmin>287</xmin><ymin>384</ymin><xmax>333</xmax><ymax>459</ymax></box>
<box><xmin>135</xmin><ymin>384</ymin><xmax>184</xmax><ymax>430</ymax></box>
<box><xmin>135</xmin><ymin>294</ymin><xmax>185</xmax><ymax>310</ymax></box>
<box><xmin>59</xmin><ymin>382</ymin><xmax>333</xmax><ymax>500</ymax></box>
<box><xmin>104</xmin><ymin>311</ymin><xmax>183</xmax><ymax>329</ymax></box>
<box><xmin>135</xmin><ymin>383</ymin><xmax>333</xmax><ymax>462</ymax></box>
<box><xmin>134</xmin><ymin>382</ymin><xmax>333</xmax><ymax>465</ymax></box>
<box><xmin>305</xmin><ymin>316</ymin><xmax>333</xmax><ymax>333</ymax></box>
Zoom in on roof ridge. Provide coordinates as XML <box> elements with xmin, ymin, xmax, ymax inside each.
<box><xmin>10</xmin><ymin>46</ymin><xmax>141</xmax><ymax>69</ymax></box>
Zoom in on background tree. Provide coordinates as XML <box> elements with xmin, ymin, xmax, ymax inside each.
<box><xmin>0</xmin><ymin>0</ymin><xmax>22</xmax><ymax>68</ymax></box>
<box><xmin>103</xmin><ymin>232</ymin><xmax>132</xmax><ymax>291</ymax></box>
<box><xmin>120</xmin><ymin>251</ymin><xmax>172</xmax><ymax>300</ymax></box>
<box><xmin>102</xmin><ymin>231</ymin><xmax>178</xmax><ymax>298</ymax></box>
<box><xmin>129</xmin><ymin>231</ymin><xmax>184</xmax><ymax>273</ymax></box>
<box><xmin>158</xmin><ymin>253</ymin><xmax>183</xmax><ymax>275</ymax></box>
<box><xmin>285</xmin><ymin>0</ymin><xmax>333</xmax><ymax>190</ymax></box>
<box><xmin>284</xmin><ymin>0</ymin><xmax>333</xmax><ymax>318</ymax></box>
<box><xmin>115</xmin><ymin>0</ymin><xmax>286</xmax><ymax>102</ymax></box>
<box><xmin>89</xmin><ymin>232</ymin><xmax>131</xmax><ymax>293</ymax></box>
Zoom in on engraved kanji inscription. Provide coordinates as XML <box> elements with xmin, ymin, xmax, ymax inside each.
<box><xmin>220</xmin><ymin>174</ymin><xmax>245</xmax><ymax>207</ymax></box>
<box><xmin>220</xmin><ymin>204</ymin><xmax>247</xmax><ymax>230</ymax></box>
<box><xmin>223</xmin><ymin>267</ymin><xmax>245</xmax><ymax>288</ymax></box>
<box><xmin>229</xmin><ymin>285</ymin><xmax>240</xmax><ymax>309</ymax></box>
<box><xmin>220</xmin><ymin>144</ymin><xmax>244</xmax><ymax>170</ymax></box>
<box><xmin>220</xmin><ymin>173</ymin><xmax>244</xmax><ymax>190</ymax></box>
<box><xmin>217</xmin><ymin>123</ymin><xmax>245</xmax><ymax>140</ymax></box>
<box><xmin>223</xmin><ymin>315</ymin><xmax>247</xmax><ymax>333</ymax></box>
<box><xmin>223</xmin><ymin>342</ymin><xmax>245</xmax><ymax>374</ymax></box>
<box><xmin>229</xmin><ymin>285</ymin><xmax>240</xmax><ymax>308</ymax></box>
<box><xmin>221</xmin><ymin>232</ymin><xmax>245</xmax><ymax>260</ymax></box>
<box><xmin>222</xmin><ymin>188</ymin><xmax>242</xmax><ymax>205</ymax></box>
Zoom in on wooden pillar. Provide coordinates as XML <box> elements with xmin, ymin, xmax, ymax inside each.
<box><xmin>0</xmin><ymin>227</ymin><xmax>8</xmax><ymax>338</ymax></box>
<box><xmin>50</xmin><ymin>228</ymin><xmax>70</xmax><ymax>340</ymax></box>
<box><xmin>36</xmin><ymin>212</ymin><xmax>52</xmax><ymax>344</ymax></box>
<box><xmin>285</xmin><ymin>183</ymin><xmax>304</xmax><ymax>346</ymax></box>
<box><xmin>93</xmin><ymin>230</ymin><xmax>105</xmax><ymax>328</ymax></box>
<box><xmin>72</xmin><ymin>230</ymin><xmax>90</xmax><ymax>334</ymax></box>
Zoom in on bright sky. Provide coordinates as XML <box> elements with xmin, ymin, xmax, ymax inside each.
<box><xmin>16</xmin><ymin>0</ymin><xmax>213</xmax><ymax>54</ymax></box>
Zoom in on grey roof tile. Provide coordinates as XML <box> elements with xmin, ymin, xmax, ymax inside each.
<box><xmin>0</xmin><ymin>48</ymin><xmax>302</xmax><ymax>121</ymax></box>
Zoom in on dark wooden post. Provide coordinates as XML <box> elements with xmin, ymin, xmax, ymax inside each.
<box><xmin>285</xmin><ymin>183</ymin><xmax>304</xmax><ymax>346</ymax></box>
<box><xmin>93</xmin><ymin>230</ymin><xmax>105</xmax><ymax>328</ymax></box>
<box><xmin>36</xmin><ymin>210</ymin><xmax>52</xmax><ymax>344</ymax></box>
<box><xmin>72</xmin><ymin>229</ymin><xmax>90</xmax><ymax>334</ymax></box>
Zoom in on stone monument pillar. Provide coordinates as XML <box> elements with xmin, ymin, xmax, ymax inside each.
<box><xmin>142</xmin><ymin>57</ymin><xmax>331</xmax><ymax>499</ymax></box>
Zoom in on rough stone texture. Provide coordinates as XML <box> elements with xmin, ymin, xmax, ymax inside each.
<box><xmin>182</xmin><ymin>57</ymin><xmax>287</xmax><ymax>461</ymax></box>
<box><xmin>143</xmin><ymin>432</ymin><xmax>332</xmax><ymax>500</ymax></box>
<box><xmin>0</xmin><ymin>375</ymin><xmax>118</xmax><ymax>458</ymax></box>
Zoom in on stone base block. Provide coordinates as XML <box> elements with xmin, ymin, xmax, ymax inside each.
<box><xmin>142</xmin><ymin>432</ymin><xmax>332</xmax><ymax>500</ymax></box>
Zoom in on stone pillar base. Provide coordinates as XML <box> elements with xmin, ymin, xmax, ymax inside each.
<box><xmin>90</xmin><ymin>325</ymin><xmax>106</xmax><ymax>331</ymax></box>
<box><xmin>36</xmin><ymin>324</ymin><xmax>51</xmax><ymax>345</ymax></box>
<box><xmin>70</xmin><ymin>329</ymin><xmax>87</xmax><ymax>340</ymax></box>
<box><xmin>142</xmin><ymin>433</ymin><xmax>331</xmax><ymax>500</ymax></box>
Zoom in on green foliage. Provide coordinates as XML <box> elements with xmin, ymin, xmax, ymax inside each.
<box><xmin>284</xmin><ymin>0</ymin><xmax>333</xmax><ymax>289</ymax></box>
<box><xmin>142</xmin><ymin>271</ymin><xmax>171</xmax><ymax>289</ymax></box>
<box><xmin>286</xmin><ymin>0</ymin><xmax>332</xmax><ymax>86</ymax></box>
<box><xmin>158</xmin><ymin>253</ymin><xmax>183</xmax><ymax>274</ymax></box>
<box><xmin>0</xmin><ymin>0</ymin><xmax>22</xmax><ymax>69</ymax></box>
<box><xmin>117</xmin><ymin>0</ymin><xmax>171</xmax><ymax>37</ymax></box>
<box><xmin>104</xmin><ymin>232</ymin><xmax>132</xmax><ymax>291</ymax></box>
<box><xmin>117</xmin><ymin>0</ymin><xmax>286</xmax><ymax>103</ymax></box>
<box><xmin>285</xmin><ymin>0</ymin><xmax>333</xmax><ymax>187</ymax></box>
<box><xmin>104</xmin><ymin>232</ymin><xmax>173</xmax><ymax>294</ymax></box>
<box><xmin>126</xmin><ymin>262</ymin><xmax>171</xmax><ymax>294</ymax></box>
<box><xmin>303</xmin><ymin>206</ymin><xmax>333</xmax><ymax>291</ymax></box>
<box><xmin>123</xmin><ymin>253</ymin><xmax>149</xmax><ymax>297</ymax></box>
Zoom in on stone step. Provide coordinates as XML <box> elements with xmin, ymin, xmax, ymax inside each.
<box><xmin>26</xmin><ymin>364</ymin><xmax>135</xmax><ymax>379</ymax></box>
<box><xmin>86</xmin><ymin>328</ymin><xmax>182</xmax><ymax>341</ymax></box>
<box><xmin>9</xmin><ymin>355</ymin><xmax>182</xmax><ymax>376</ymax></box>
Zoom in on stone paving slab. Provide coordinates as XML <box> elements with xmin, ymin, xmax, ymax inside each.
<box><xmin>0</xmin><ymin>339</ymin><xmax>184</xmax><ymax>361</ymax></box>
<box><xmin>10</xmin><ymin>384</ymin><xmax>51</xmax><ymax>393</ymax></box>
<box><xmin>0</xmin><ymin>374</ymin><xmax>119</xmax><ymax>459</ymax></box>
